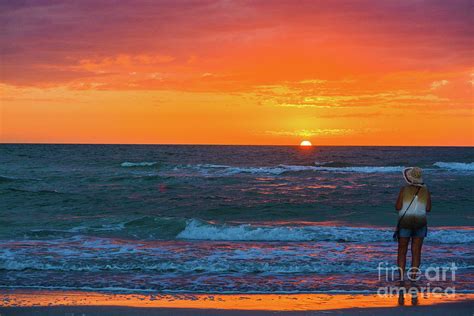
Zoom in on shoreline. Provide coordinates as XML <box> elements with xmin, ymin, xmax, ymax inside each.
<box><xmin>1</xmin><ymin>290</ymin><xmax>473</xmax><ymax>315</ymax></box>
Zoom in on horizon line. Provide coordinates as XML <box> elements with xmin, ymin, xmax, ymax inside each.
<box><xmin>0</xmin><ymin>142</ymin><xmax>473</xmax><ymax>148</ymax></box>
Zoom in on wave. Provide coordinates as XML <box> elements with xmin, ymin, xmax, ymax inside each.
<box><xmin>121</xmin><ymin>161</ymin><xmax>157</xmax><ymax>167</ymax></box>
<box><xmin>3</xmin><ymin>236</ymin><xmax>472</xmax><ymax>274</ymax></box>
<box><xmin>315</xmin><ymin>161</ymin><xmax>359</xmax><ymax>168</ymax></box>
<box><xmin>28</xmin><ymin>223</ymin><xmax>126</xmax><ymax>235</ymax></box>
<box><xmin>173</xmin><ymin>161</ymin><xmax>474</xmax><ymax>177</ymax></box>
<box><xmin>19</xmin><ymin>215</ymin><xmax>474</xmax><ymax>244</ymax></box>
<box><xmin>4</xmin><ymin>259</ymin><xmax>472</xmax><ymax>274</ymax></box>
<box><xmin>178</xmin><ymin>219</ymin><xmax>474</xmax><ymax>244</ymax></box>
<box><xmin>4</xmin><ymin>188</ymin><xmax>63</xmax><ymax>195</ymax></box>
<box><xmin>0</xmin><ymin>175</ymin><xmax>41</xmax><ymax>182</ymax></box>
<box><xmin>25</xmin><ymin>216</ymin><xmax>186</xmax><ymax>239</ymax></box>
<box><xmin>2</xmin><ymin>243</ymin><xmax>472</xmax><ymax>277</ymax></box>
<box><xmin>433</xmin><ymin>162</ymin><xmax>474</xmax><ymax>171</ymax></box>
<box><xmin>0</xmin><ymin>259</ymin><xmax>398</xmax><ymax>274</ymax></box>
<box><xmin>2</xmin><ymin>226</ymin><xmax>473</xmax><ymax>278</ymax></box>
<box><xmin>0</xmin><ymin>175</ymin><xmax>18</xmax><ymax>183</ymax></box>
<box><xmin>182</xmin><ymin>164</ymin><xmax>405</xmax><ymax>176</ymax></box>
<box><xmin>24</xmin><ymin>216</ymin><xmax>474</xmax><ymax>244</ymax></box>
<box><xmin>309</xmin><ymin>165</ymin><xmax>403</xmax><ymax>173</ymax></box>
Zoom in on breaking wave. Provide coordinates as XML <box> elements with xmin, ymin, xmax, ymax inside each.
<box><xmin>178</xmin><ymin>219</ymin><xmax>474</xmax><ymax>244</ymax></box>
<box><xmin>121</xmin><ymin>161</ymin><xmax>157</xmax><ymax>167</ymax></box>
<box><xmin>180</xmin><ymin>164</ymin><xmax>405</xmax><ymax>176</ymax></box>
<box><xmin>169</xmin><ymin>161</ymin><xmax>474</xmax><ymax>177</ymax></box>
<box><xmin>433</xmin><ymin>162</ymin><xmax>474</xmax><ymax>171</ymax></box>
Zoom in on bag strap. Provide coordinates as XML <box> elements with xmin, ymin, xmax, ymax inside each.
<box><xmin>396</xmin><ymin>186</ymin><xmax>422</xmax><ymax>228</ymax></box>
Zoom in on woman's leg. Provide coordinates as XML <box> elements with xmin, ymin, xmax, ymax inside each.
<box><xmin>397</xmin><ymin>237</ymin><xmax>410</xmax><ymax>281</ymax></box>
<box><xmin>410</xmin><ymin>237</ymin><xmax>424</xmax><ymax>280</ymax></box>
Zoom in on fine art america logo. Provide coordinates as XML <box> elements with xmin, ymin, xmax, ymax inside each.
<box><xmin>377</xmin><ymin>262</ymin><xmax>458</xmax><ymax>296</ymax></box>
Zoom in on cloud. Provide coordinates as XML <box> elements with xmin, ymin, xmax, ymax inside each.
<box><xmin>469</xmin><ymin>73</ymin><xmax>474</xmax><ymax>86</ymax></box>
<box><xmin>254</xmin><ymin>81</ymin><xmax>451</xmax><ymax>110</ymax></box>
<box><xmin>1</xmin><ymin>0</ymin><xmax>472</xmax><ymax>88</ymax></box>
<box><xmin>265</xmin><ymin>129</ymin><xmax>354</xmax><ymax>137</ymax></box>
<box><xmin>315</xmin><ymin>112</ymin><xmax>383</xmax><ymax>118</ymax></box>
<box><xmin>430</xmin><ymin>80</ymin><xmax>449</xmax><ymax>90</ymax></box>
<box><xmin>71</xmin><ymin>54</ymin><xmax>175</xmax><ymax>73</ymax></box>
<box><xmin>298</xmin><ymin>79</ymin><xmax>327</xmax><ymax>84</ymax></box>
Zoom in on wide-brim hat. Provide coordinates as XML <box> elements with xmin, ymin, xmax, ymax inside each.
<box><xmin>403</xmin><ymin>167</ymin><xmax>424</xmax><ymax>185</ymax></box>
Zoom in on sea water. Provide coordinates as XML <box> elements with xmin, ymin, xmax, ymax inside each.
<box><xmin>0</xmin><ymin>145</ymin><xmax>473</xmax><ymax>293</ymax></box>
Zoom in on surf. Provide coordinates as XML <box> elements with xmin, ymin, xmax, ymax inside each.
<box><xmin>177</xmin><ymin>219</ymin><xmax>474</xmax><ymax>244</ymax></box>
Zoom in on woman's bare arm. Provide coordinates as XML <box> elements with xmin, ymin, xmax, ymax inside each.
<box><xmin>395</xmin><ymin>187</ymin><xmax>404</xmax><ymax>211</ymax></box>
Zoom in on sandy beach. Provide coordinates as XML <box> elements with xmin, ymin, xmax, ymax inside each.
<box><xmin>1</xmin><ymin>290</ymin><xmax>473</xmax><ymax>315</ymax></box>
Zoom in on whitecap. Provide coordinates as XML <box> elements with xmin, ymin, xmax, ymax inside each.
<box><xmin>177</xmin><ymin>219</ymin><xmax>474</xmax><ymax>244</ymax></box>
<box><xmin>433</xmin><ymin>162</ymin><xmax>474</xmax><ymax>171</ymax></box>
<box><xmin>121</xmin><ymin>162</ymin><xmax>157</xmax><ymax>167</ymax></box>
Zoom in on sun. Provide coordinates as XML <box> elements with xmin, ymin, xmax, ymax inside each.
<box><xmin>300</xmin><ymin>140</ymin><xmax>312</xmax><ymax>147</ymax></box>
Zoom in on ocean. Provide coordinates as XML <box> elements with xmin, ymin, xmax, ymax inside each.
<box><xmin>0</xmin><ymin>144</ymin><xmax>473</xmax><ymax>294</ymax></box>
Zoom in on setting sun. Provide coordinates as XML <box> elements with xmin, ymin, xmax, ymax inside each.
<box><xmin>300</xmin><ymin>140</ymin><xmax>312</xmax><ymax>147</ymax></box>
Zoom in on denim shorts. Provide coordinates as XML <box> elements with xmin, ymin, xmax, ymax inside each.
<box><xmin>399</xmin><ymin>225</ymin><xmax>427</xmax><ymax>238</ymax></box>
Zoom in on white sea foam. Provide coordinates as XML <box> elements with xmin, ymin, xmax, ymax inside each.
<box><xmin>2</xmin><ymin>242</ymin><xmax>472</xmax><ymax>274</ymax></box>
<box><xmin>1</xmin><ymin>229</ymin><xmax>472</xmax><ymax>277</ymax></box>
<box><xmin>29</xmin><ymin>223</ymin><xmax>126</xmax><ymax>235</ymax></box>
<box><xmin>433</xmin><ymin>162</ymin><xmax>474</xmax><ymax>171</ymax></box>
<box><xmin>180</xmin><ymin>161</ymin><xmax>474</xmax><ymax>176</ymax></box>
<box><xmin>188</xmin><ymin>164</ymin><xmax>404</xmax><ymax>176</ymax></box>
<box><xmin>178</xmin><ymin>219</ymin><xmax>474</xmax><ymax>243</ymax></box>
<box><xmin>310</xmin><ymin>165</ymin><xmax>403</xmax><ymax>173</ymax></box>
<box><xmin>0</xmin><ymin>259</ymin><xmax>378</xmax><ymax>273</ymax></box>
<box><xmin>121</xmin><ymin>161</ymin><xmax>157</xmax><ymax>167</ymax></box>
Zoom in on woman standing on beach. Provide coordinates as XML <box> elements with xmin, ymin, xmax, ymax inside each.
<box><xmin>395</xmin><ymin>167</ymin><xmax>431</xmax><ymax>281</ymax></box>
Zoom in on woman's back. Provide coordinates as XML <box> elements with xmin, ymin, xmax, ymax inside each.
<box><xmin>398</xmin><ymin>185</ymin><xmax>428</xmax><ymax>229</ymax></box>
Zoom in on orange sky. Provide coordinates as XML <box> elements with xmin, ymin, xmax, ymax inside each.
<box><xmin>1</xmin><ymin>0</ymin><xmax>473</xmax><ymax>145</ymax></box>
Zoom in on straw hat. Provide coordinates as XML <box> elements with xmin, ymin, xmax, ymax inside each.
<box><xmin>403</xmin><ymin>167</ymin><xmax>424</xmax><ymax>186</ymax></box>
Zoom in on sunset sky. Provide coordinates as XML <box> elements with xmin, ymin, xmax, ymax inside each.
<box><xmin>1</xmin><ymin>0</ymin><xmax>473</xmax><ymax>145</ymax></box>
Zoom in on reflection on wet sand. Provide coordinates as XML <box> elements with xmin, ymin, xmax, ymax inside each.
<box><xmin>1</xmin><ymin>290</ymin><xmax>473</xmax><ymax>311</ymax></box>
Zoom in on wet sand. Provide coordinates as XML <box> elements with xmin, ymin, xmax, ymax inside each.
<box><xmin>0</xmin><ymin>290</ymin><xmax>473</xmax><ymax>315</ymax></box>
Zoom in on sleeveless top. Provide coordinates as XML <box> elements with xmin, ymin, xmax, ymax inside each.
<box><xmin>398</xmin><ymin>185</ymin><xmax>428</xmax><ymax>229</ymax></box>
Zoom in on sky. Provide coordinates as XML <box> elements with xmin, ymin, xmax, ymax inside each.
<box><xmin>1</xmin><ymin>0</ymin><xmax>473</xmax><ymax>145</ymax></box>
